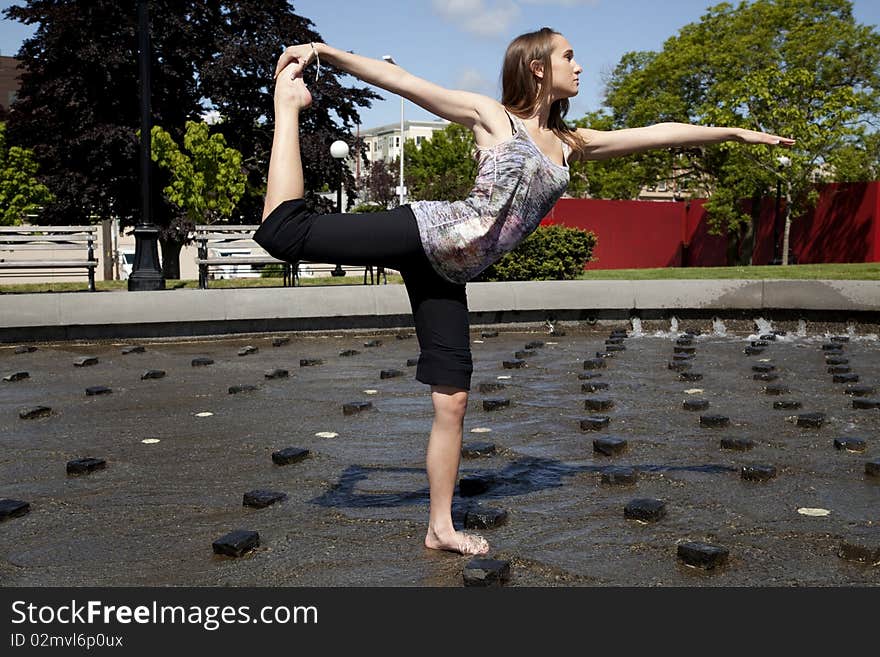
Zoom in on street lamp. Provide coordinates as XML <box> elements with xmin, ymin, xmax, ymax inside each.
<box><xmin>382</xmin><ymin>55</ymin><xmax>406</xmax><ymax>206</ymax></box>
<box><xmin>330</xmin><ymin>140</ymin><xmax>350</xmax><ymax>277</ymax></box>
<box><xmin>129</xmin><ymin>0</ymin><xmax>165</xmax><ymax>291</ymax></box>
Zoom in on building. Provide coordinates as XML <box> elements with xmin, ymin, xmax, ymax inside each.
<box><xmin>354</xmin><ymin>118</ymin><xmax>449</xmax><ymax>181</ymax></box>
<box><xmin>0</xmin><ymin>55</ymin><xmax>22</xmax><ymax>111</ymax></box>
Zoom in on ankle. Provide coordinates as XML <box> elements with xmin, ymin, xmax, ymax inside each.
<box><xmin>274</xmin><ymin>103</ymin><xmax>301</xmax><ymax>118</ymax></box>
<box><xmin>427</xmin><ymin>523</ymin><xmax>454</xmax><ymax>539</ymax></box>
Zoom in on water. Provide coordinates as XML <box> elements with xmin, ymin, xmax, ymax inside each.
<box><xmin>754</xmin><ymin>317</ymin><xmax>774</xmax><ymax>336</ymax></box>
<box><xmin>1</xmin><ymin>325</ymin><xmax>878</xmax><ymax>586</ymax></box>
<box><xmin>630</xmin><ymin>317</ymin><xmax>643</xmax><ymax>337</ymax></box>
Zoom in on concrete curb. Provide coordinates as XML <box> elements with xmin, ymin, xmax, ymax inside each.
<box><xmin>0</xmin><ymin>279</ymin><xmax>877</xmax><ymax>341</ymax></box>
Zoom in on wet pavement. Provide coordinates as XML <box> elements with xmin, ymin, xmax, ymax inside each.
<box><xmin>1</xmin><ymin>318</ymin><xmax>878</xmax><ymax>586</ymax></box>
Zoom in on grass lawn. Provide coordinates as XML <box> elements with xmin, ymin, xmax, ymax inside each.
<box><xmin>0</xmin><ymin>274</ymin><xmax>405</xmax><ymax>294</ymax></box>
<box><xmin>1</xmin><ymin>263</ymin><xmax>877</xmax><ymax>293</ymax></box>
<box><xmin>578</xmin><ymin>262</ymin><xmax>880</xmax><ymax>280</ymax></box>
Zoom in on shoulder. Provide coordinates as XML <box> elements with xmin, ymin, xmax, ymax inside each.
<box><xmin>565</xmin><ymin>127</ymin><xmax>604</xmax><ymax>163</ymax></box>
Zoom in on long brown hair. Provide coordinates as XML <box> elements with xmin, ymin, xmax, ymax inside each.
<box><xmin>501</xmin><ymin>27</ymin><xmax>588</xmax><ymax>154</ymax></box>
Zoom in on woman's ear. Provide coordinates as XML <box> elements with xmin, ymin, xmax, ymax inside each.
<box><xmin>529</xmin><ymin>59</ymin><xmax>544</xmax><ymax>81</ymax></box>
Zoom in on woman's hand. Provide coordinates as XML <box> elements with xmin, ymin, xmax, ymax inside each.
<box><xmin>736</xmin><ymin>128</ymin><xmax>796</xmax><ymax>148</ymax></box>
<box><xmin>274</xmin><ymin>44</ymin><xmax>317</xmax><ymax>80</ymax></box>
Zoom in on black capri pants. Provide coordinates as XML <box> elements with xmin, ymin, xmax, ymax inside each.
<box><xmin>253</xmin><ymin>199</ymin><xmax>473</xmax><ymax>391</ymax></box>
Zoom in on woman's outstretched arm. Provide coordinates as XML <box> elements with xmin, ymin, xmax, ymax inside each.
<box><xmin>573</xmin><ymin>123</ymin><xmax>795</xmax><ymax>161</ymax></box>
<box><xmin>274</xmin><ymin>42</ymin><xmax>495</xmax><ymax>129</ymax></box>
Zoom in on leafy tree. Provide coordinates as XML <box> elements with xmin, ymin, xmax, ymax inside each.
<box><xmin>363</xmin><ymin>159</ymin><xmax>395</xmax><ymax>208</ymax></box>
<box><xmin>4</xmin><ymin>1</ymin><xmax>206</xmax><ymax>227</ymax></box>
<box><xmin>3</xmin><ymin>0</ymin><xmax>379</xmax><ymax>274</ymax></box>
<box><xmin>569</xmin><ymin>110</ymin><xmax>672</xmax><ymax>200</ymax></box>
<box><xmin>195</xmin><ymin>0</ymin><xmax>380</xmax><ymax>219</ymax></box>
<box><xmin>825</xmin><ymin>131</ymin><xmax>880</xmax><ymax>182</ymax></box>
<box><xmin>150</xmin><ymin>121</ymin><xmax>246</xmax><ymax>277</ymax></box>
<box><xmin>598</xmin><ymin>0</ymin><xmax>880</xmax><ymax>264</ymax></box>
<box><xmin>151</xmin><ymin>122</ymin><xmax>246</xmax><ymax>223</ymax></box>
<box><xmin>350</xmin><ymin>202</ymin><xmax>388</xmax><ymax>213</ymax></box>
<box><xmin>0</xmin><ymin>122</ymin><xmax>53</xmax><ymax>225</ymax></box>
<box><xmin>403</xmin><ymin>123</ymin><xmax>477</xmax><ymax>202</ymax></box>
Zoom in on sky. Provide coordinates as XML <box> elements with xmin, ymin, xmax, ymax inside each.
<box><xmin>2</xmin><ymin>0</ymin><xmax>880</xmax><ymax>130</ymax></box>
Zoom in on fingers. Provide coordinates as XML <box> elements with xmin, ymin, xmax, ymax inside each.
<box><xmin>274</xmin><ymin>45</ymin><xmax>312</xmax><ymax>80</ymax></box>
<box><xmin>276</xmin><ymin>59</ymin><xmax>302</xmax><ymax>81</ymax></box>
<box><xmin>752</xmin><ymin>131</ymin><xmax>795</xmax><ymax>147</ymax></box>
<box><xmin>771</xmin><ymin>136</ymin><xmax>796</xmax><ymax>148</ymax></box>
<box><xmin>274</xmin><ymin>61</ymin><xmax>301</xmax><ymax>84</ymax></box>
<box><xmin>274</xmin><ymin>48</ymin><xmax>297</xmax><ymax>80</ymax></box>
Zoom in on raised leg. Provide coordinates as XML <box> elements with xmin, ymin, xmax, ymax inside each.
<box><xmin>423</xmin><ymin>385</ymin><xmax>489</xmax><ymax>555</ymax></box>
<box><xmin>262</xmin><ymin>64</ymin><xmax>312</xmax><ymax>221</ymax></box>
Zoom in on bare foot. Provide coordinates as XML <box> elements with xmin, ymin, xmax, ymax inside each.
<box><xmin>425</xmin><ymin>527</ymin><xmax>489</xmax><ymax>555</ymax></box>
<box><xmin>274</xmin><ymin>64</ymin><xmax>313</xmax><ymax>110</ymax></box>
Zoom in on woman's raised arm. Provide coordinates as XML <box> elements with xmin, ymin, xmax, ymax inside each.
<box><xmin>573</xmin><ymin>123</ymin><xmax>795</xmax><ymax>161</ymax></box>
<box><xmin>274</xmin><ymin>42</ymin><xmax>495</xmax><ymax>129</ymax></box>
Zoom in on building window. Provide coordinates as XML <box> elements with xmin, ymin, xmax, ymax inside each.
<box><xmin>657</xmin><ymin>180</ymin><xmax>668</xmax><ymax>192</ymax></box>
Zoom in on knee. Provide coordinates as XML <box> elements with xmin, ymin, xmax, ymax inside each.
<box><xmin>431</xmin><ymin>386</ymin><xmax>469</xmax><ymax>424</ymax></box>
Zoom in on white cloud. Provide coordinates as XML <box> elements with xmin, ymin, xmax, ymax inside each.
<box><xmin>455</xmin><ymin>67</ymin><xmax>496</xmax><ymax>95</ymax></box>
<box><xmin>431</xmin><ymin>0</ymin><xmax>521</xmax><ymax>37</ymax></box>
<box><xmin>519</xmin><ymin>0</ymin><xmax>599</xmax><ymax>6</ymax></box>
<box><xmin>431</xmin><ymin>0</ymin><xmax>599</xmax><ymax>36</ymax></box>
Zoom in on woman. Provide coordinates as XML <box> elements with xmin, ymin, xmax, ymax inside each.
<box><xmin>255</xmin><ymin>27</ymin><xmax>794</xmax><ymax>556</ymax></box>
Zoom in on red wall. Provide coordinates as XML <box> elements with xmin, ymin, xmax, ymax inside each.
<box><xmin>789</xmin><ymin>182</ymin><xmax>880</xmax><ymax>264</ymax></box>
<box><xmin>542</xmin><ymin>182</ymin><xmax>880</xmax><ymax>269</ymax></box>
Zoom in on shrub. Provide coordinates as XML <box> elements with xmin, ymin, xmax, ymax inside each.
<box><xmin>476</xmin><ymin>224</ymin><xmax>596</xmax><ymax>281</ymax></box>
<box><xmin>351</xmin><ymin>202</ymin><xmax>388</xmax><ymax>213</ymax></box>
<box><xmin>259</xmin><ymin>263</ymin><xmax>284</xmax><ymax>278</ymax></box>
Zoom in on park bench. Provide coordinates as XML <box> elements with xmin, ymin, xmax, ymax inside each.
<box><xmin>193</xmin><ymin>224</ymin><xmax>387</xmax><ymax>288</ymax></box>
<box><xmin>0</xmin><ymin>225</ymin><xmax>99</xmax><ymax>291</ymax></box>
<box><xmin>194</xmin><ymin>224</ymin><xmax>294</xmax><ymax>289</ymax></box>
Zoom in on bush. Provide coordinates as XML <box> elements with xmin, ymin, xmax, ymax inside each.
<box><xmin>351</xmin><ymin>202</ymin><xmax>389</xmax><ymax>213</ymax></box>
<box><xmin>476</xmin><ymin>224</ymin><xmax>596</xmax><ymax>281</ymax></box>
<box><xmin>259</xmin><ymin>263</ymin><xmax>284</xmax><ymax>278</ymax></box>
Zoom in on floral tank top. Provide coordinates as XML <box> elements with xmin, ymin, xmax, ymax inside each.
<box><xmin>410</xmin><ymin>111</ymin><xmax>571</xmax><ymax>284</ymax></box>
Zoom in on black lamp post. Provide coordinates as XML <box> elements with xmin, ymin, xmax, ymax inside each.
<box><xmin>330</xmin><ymin>140</ymin><xmax>349</xmax><ymax>277</ymax></box>
<box><xmin>129</xmin><ymin>0</ymin><xmax>165</xmax><ymax>291</ymax></box>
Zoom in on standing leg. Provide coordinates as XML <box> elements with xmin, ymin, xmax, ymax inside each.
<box><xmin>424</xmin><ymin>385</ymin><xmax>489</xmax><ymax>555</ymax></box>
<box><xmin>401</xmin><ymin>260</ymin><xmax>487</xmax><ymax>555</ymax></box>
<box><xmin>262</xmin><ymin>64</ymin><xmax>311</xmax><ymax>221</ymax></box>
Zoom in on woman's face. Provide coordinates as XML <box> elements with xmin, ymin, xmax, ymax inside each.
<box><xmin>545</xmin><ymin>34</ymin><xmax>582</xmax><ymax>100</ymax></box>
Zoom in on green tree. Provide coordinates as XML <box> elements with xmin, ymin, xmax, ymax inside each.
<box><xmin>569</xmin><ymin>111</ymin><xmax>671</xmax><ymax>200</ymax></box>
<box><xmin>0</xmin><ymin>122</ymin><xmax>52</xmax><ymax>225</ymax></box>
<box><xmin>826</xmin><ymin>131</ymin><xmax>880</xmax><ymax>182</ymax></box>
<box><xmin>150</xmin><ymin>121</ymin><xmax>246</xmax><ymax>277</ymax></box>
<box><xmin>403</xmin><ymin>123</ymin><xmax>477</xmax><ymax>202</ymax></box>
<box><xmin>4</xmin><ymin>0</ymin><xmax>379</xmax><ymax>271</ymax></box>
<box><xmin>364</xmin><ymin>159</ymin><xmax>396</xmax><ymax>208</ymax></box>
<box><xmin>194</xmin><ymin>0</ymin><xmax>380</xmax><ymax>219</ymax></box>
<box><xmin>599</xmin><ymin>0</ymin><xmax>880</xmax><ymax>265</ymax></box>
